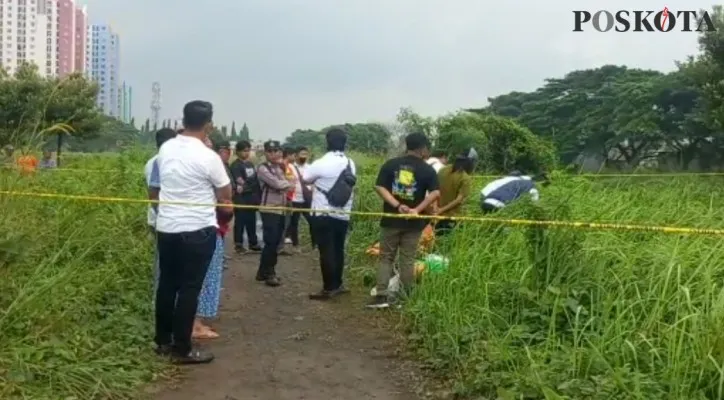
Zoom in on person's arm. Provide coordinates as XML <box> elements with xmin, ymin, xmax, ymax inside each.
<box><xmin>412</xmin><ymin>168</ymin><xmax>440</xmax><ymax>214</ymax></box>
<box><xmin>208</xmin><ymin>155</ymin><xmax>232</xmax><ymax>210</ymax></box>
<box><xmin>436</xmin><ymin>174</ymin><xmax>470</xmax><ymax>215</ymax></box>
<box><xmin>374</xmin><ymin>161</ymin><xmax>403</xmax><ymax>210</ymax></box>
<box><xmin>301</xmin><ymin>160</ymin><xmax>320</xmax><ymax>184</ymax></box>
<box><xmin>148</xmin><ymin>161</ymin><xmax>160</xmax><ymax>212</ymax></box>
<box><xmin>258</xmin><ymin>163</ymin><xmax>293</xmax><ymax>191</ymax></box>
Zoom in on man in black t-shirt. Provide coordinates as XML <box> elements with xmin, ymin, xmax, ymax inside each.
<box><xmin>230</xmin><ymin>140</ymin><xmax>262</xmax><ymax>253</ymax></box>
<box><xmin>367</xmin><ymin>132</ymin><xmax>440</xmax><ymax>309</ymax></box>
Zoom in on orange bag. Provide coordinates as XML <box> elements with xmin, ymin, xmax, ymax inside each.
<box><xmin>365</xmin><ymin>224</ymin><xmax>435</xmax><ymax>256</ymax></box>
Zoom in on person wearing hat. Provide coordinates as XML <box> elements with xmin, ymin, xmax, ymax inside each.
<box><xmin>480</xmin><ymin>170</ymin><xmax>549</xmax><ymax>213</ymax></box>
<box><xmin>255</xmin><ymin>139</ymin><xmax>295</xmax><ymax>287</ymax></box>
<box><xmin>433</xmin><ymin>148</ymin><xmax>478</xmax><ymax>235</ymax></box>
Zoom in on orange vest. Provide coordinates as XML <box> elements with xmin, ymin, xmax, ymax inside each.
<box><xmin>284</xmin><ymin>162</ymin><xmax>295</xmax><ymax>201</ymax></box>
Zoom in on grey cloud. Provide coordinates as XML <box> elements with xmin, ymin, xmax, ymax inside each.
<box><xmin>82</xmin><ymin>0</ymin><xmax>714</xmax><ymax>139</ymax></box>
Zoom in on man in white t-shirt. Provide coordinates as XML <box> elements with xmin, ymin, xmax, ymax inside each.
<box><xmin>302</xmin><ymin>128</ymin><xmax>356</xmax><ymax>300</ymax></box>
<box><xmin>148</xmin><ymin>100</ymin><xmax>232</xmax><ymax>365</ymax></box>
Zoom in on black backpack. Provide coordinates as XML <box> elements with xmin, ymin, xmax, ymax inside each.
<box><xmin>319</xmin><ymin>159</ymin><xmax>356</xmax><ymax>207</ymax></box>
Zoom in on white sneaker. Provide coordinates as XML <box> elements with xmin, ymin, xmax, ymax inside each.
<box><xmin>284</xmin><ymin>238</ymin><xmax>292</xmax><ymax>244</ymax></box>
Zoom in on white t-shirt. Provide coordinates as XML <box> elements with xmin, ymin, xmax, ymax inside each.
<box><xmin>144</xmin><ymin>155</ymin><xmax>158</xmax><ymax>227</ymax></box>
<box><xmin>302</xmin><ymin>151</ymin><xmax>356</xmax><ymax>221</ymax></box>
<box><xmin>153</xmin><ymin>135</ymin><xmax>231</xmax><ymax>233</ymax></box>
<box><xmin>427</xmin><ymin>157</ymin><xmax>444</xmax><ymax>173</ymax></box>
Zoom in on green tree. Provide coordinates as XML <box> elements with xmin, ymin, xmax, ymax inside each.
<box><xmin>435</xmin><ymin>111</ymin><xmax>556</xmax><ymax>173</ymax></box>
<box><xmin>240</xmin><ymin>123</ymin><xmax>250</xmax><ymax>141</ymax></box>
<box><xmin>230</xmin><ymin>121</ymin><xmax>238</xmax><ymax>139</ymax></box>
<box><xmin>284</xmin><ymin>129</ymin><xmax>323</xmax><ymax>149</ymax></box>
<box><xmin>0</xmin><ymin>64</ymin><xmax>104</xmax><ymax>165</ymax></box>
<box><xmin>143</xmin><ymin>118</ymin><xmax>150</xmax><ymax>132</ymax></box>
<box><xmin>221</xmin><ymin>125</ymin><xmax>228</xmax><ymax>137</ymax></box>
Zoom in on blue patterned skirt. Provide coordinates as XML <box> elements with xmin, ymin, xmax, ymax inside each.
<box><xmin>197</xmin><ymin>235</ymin><xmax>225</xmax><ymax>318</ymax></box>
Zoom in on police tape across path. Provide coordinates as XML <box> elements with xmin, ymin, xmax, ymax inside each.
<box><xmin>5</xmin><ymin>165</ymin><xmax>724</xmax><ymax>179</ymax></box>
<box><xmin>2</xmin><ymin>189</ymin><xmax>724</xmax><ymax>236</ymax></box>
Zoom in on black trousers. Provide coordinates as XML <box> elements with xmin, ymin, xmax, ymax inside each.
<box><xmin>233</xmin><ymin>207</ymin><xmax>258</xmax><ymax>248</ymax></box>
<box><xmin>258</xmin><ymin>212</ymin><xmax>286</xmax><ymax>279</ymax></box>
<box><xmin>481</xmin><ymin>201</ymin><xmax>499</xmax><ymax>214</ymax></box>
<box><xmin>434</xmin><ymin>219</ymin><xmax>457</xmax><ymax>236</ymax></box>
<box><xmin>287</xmin><ymin>201</ymin><xmax>316</xmax><ymax>247</ymax></box>
<box><xmin>155</xmin><ymin>226</ymin><xmax>216</xmax><ymax>356</ymax></box>
<box><xmin>312</xmin><ymin>216</ymin><xmax>349</xmax><ymax>291</ymax></box>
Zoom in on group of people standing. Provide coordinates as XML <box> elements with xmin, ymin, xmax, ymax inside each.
<box><xmin>143</xmin><ymin>99</ymin><xmax>549</xmax><ymax>364</ymax></box>
<box><xmin>145</xmin><ymin>100</ymin><xmax>356</xmax><ymax>364</ymax></box>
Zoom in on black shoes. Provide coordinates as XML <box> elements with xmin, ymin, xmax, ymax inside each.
<box><xmin>366</xmin><ymin>295</ymin><xmax>390</xmax><ymax>309</ymax></box>
<box><xmin>309</xmin><ymin>286</ymin><xmax>350</xmax><ymax>300</ymax></box>
<box><xmin>155</xmin><ymin>345</ymin><xmax>214</xmax><ymax>365</ymax></box>
<box><xmin>171</xmin><ymin>348</ymin><xmax>215</xmax><ymax>365</ymax></box>
<box><xmin>256</xmin><ymin>273</ymin><xmax>281</xmax><ymax>287</ymax></box>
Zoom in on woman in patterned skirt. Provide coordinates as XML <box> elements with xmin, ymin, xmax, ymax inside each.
<box><xmin>192</xmin><ymin>138</ymin><xmax>234</xmax><ymax>339</ymax></box>
<box><xmin>192</xmin><ymin>213</ymin><xmax>230</xmax><ymax>339</ymax></box>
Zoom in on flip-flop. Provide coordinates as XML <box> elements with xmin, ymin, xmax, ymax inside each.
<box><xmin>193</xmin><ymin>328</ymin><xmax>220</xmax><ymax>340</ymax></box>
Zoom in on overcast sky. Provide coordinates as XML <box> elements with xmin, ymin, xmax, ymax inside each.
<box><xmin>81</xmin><ymin>0</ymin><xmax>715</xmax><ymax>140</ymax></box>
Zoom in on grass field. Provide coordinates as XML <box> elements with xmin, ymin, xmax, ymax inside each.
<box><xmin>2</xmin><ymin>149</ymin><xmax>724</xmax><ymax>399</ymax></box>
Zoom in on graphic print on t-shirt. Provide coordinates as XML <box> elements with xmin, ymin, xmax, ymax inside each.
<box><xmin>392</xmin><ymin>166</ymin><xmax>417</xmax><ymax>200</ymax></box>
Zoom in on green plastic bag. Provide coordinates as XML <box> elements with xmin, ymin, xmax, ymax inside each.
<box><xmin>422</xmin><ymin>254</ymin><xmax>449</xmax><ymax>273</ymax></box>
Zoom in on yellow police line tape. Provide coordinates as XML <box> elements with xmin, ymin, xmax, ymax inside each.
<box><xmin>1</xmin><ymin>189</ymin><xmax>724</xmax><ymax>236</ymax></box>
<box><xmin>4</xmin><ymin>165</ymin><xmax>724</xmax><ymax>179</ymax></box>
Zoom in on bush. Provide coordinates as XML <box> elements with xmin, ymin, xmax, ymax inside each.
<box><xmin>435</xmin><ymin>112</ymin><xmax>557</xmax><ymax>174</ymax></box>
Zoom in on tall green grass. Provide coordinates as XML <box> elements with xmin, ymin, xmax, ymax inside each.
<box><xmin>348</xmin><ymin>175</ymin><xmax>724</xmax><ymax>399</ymax></box>
<box><xmin>0</xmin><ymin>150</ymin><xmax>162</xmax><ymax>399</ymax></box>
<box><xmin>4</xmin><ymin>150</ymin><xmax>724</xmax><ymax>399</ymax></box>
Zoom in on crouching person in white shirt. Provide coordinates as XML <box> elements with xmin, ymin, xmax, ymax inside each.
<box><xmin>148</xmin><ymin>100</ymin><xmax>232</xmax><ymax>365</ymax></box>
<box><xmin>302</xmin><ymin>128</ymin><xmax>357</xmax><ymax>300</ymax></box>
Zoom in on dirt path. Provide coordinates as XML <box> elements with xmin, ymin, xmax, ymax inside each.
<box><xmin>150</xmin><ymin>237</ymin><xmax>422</xmax><ymax>400</ymax></box>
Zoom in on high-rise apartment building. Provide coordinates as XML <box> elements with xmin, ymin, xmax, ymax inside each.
<box><xmin>86</xmin><ymin>24</ymin><xmax>120</xmax><ymax>117</ymax></box>
<box><xmin>0</xmin><ymin>0</ymin><xmax>87</xmax><ymax>77</ymax></box>
<box><xmin>0</xmin><ymin>0</ymin><xmax>57</xmax><ymax>76</ymax></box>
<box><xmin>73</xmin><ymin>4</ymin><xmax>84</xmax><ymax>72</ymax></box>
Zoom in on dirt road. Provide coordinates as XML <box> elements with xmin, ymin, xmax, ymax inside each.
<box><xmin>150</xmin><ymin>240</ymin><xmax>421</xmax><ymax>400</ymax></box>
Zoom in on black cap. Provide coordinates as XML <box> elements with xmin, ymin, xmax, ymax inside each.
<box><xmin>264</xmin><ymin>140</ymin><xmax>282</xmax><ymax>151</ymax></box>
<box><xmin>213</xmin><ymin>140</ymin><xmax>230</xmax><ymax>152</ymax></box>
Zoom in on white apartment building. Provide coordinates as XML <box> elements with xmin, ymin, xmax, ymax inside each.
<box><xmin>0</xmin><ymin>0</ymin><xmax>58</xmax><ymax>77</ymax></box>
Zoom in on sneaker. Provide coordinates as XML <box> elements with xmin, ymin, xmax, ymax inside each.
<box><xmin>249</xmin><ymin>245</ymin><xmax>262</xmax><ymax>252</ymax></box>
<box><xmin>308</xmin><ymin>290</ymin><xmax>331</xmax><ymax>300</ymax></box>
<box><xmin>278</xmin><ymin>249</ymin><xmax>293</xmax><ymax>256</ymax></box>
<box><xmin>265</xmin><ymin>276</ymin><xmax>282</xmax><ymax>287</ymax></box>
<box><xmin>329</xmin><ymin>286</ymin><xmax>350</xmax><ymax>297</ymax></box>
<box><xmin>171</xmin><ymin>348</ymin><xmax>214</xmax><ymax>365</ymax></box>
<box><xmin>366</xmin><ymin>295</ymin><xmax>389</xmax><ymax>309</ymax></box>
<box><xmin>284</xmin><ymin>238</ymin><xmax>292</xmax><ymax>244</ymax></box>
<box><xmin>235</xmin><ymin>246</ymin><xmax>247</xmax><ymax>254</ymax></box>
